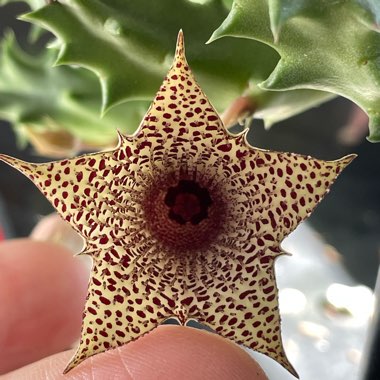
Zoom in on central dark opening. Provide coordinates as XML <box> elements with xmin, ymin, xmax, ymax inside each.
<box><xmin>164</xmin><ymin>180</ymin><xmax>212</xmax><ymax>225</ymax></box>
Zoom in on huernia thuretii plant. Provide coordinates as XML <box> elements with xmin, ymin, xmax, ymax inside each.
<box><xmin>0</xmin><ymin>32</ymin><xmax>355</xmax><ymax>377</ymax></box>
<box><xmin>3</xmin><ymin>0</ymin><xmax>380</xmax><ymax>149</ymax></box>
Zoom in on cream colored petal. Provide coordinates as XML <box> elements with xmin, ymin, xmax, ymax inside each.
<box><xmin>0</xmin><ymin>32</ymin><xmax>356</xmax><ymax>379</ymax></box>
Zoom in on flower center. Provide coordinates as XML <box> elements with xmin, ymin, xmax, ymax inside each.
<box><xmin>164</xmin><ymin>180</ymin><xmax>212</xmax><ymax>225</ymax></box>
<box><xmin>142</xmin><ymin>172</ymin><xmax>227</xmax><ymax>253</ymax></box>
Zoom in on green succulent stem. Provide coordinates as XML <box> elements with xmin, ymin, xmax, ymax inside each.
<box><xmin>1</xmin><ymin>0</ymin><xmax>379</xmax><ymax>150</ymax></box>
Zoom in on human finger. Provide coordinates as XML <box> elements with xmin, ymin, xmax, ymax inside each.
<box><xmin>0</xmin><ymin>239</ymin><xmax>89</xmax><ymax>373</ymax></box>
<box><xmin>4</xmin><ymin>325</ymin><xmax>268</xmax><ymax>380</ymax></box>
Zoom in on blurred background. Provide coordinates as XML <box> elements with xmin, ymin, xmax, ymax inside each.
<box><xmin>0</xmin><ymin>2</ymin><xmax>379</xmax><ymax>380</ymax></box>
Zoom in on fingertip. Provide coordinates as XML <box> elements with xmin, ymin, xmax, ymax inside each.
<box><xmin>0</xmin><ymin>239</ymin><xmax>89</xmax><ymax>373</ymax></box>
<box><xmin>30</xmin><ymin>213</ymin><xmax>84</xmax><ymax>254</ymax></box>
<box><xmin>7</xmin><ymin>325</ymin><xmax>268</xmax><ymax>379</ymax></box>
<box><xmin>111</xmin><ymin>325</ymin><xmax>269</xmax><ymax>380</ymax></box>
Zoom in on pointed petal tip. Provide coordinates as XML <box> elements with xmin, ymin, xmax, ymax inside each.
<box><xmin>0</xmin><ymin>153</ymin><xmax>21</xmax><ymax>167</ymax></box>
<box><xmin>175</xmin><ymin>29</ymin><xmax>185</xmax><ymax>59</ymax></box>
<box><xmin>0</xmin><ymin>153</ymin><xmax>9</xmax><ymax>163</ymax></box>
<box><xmin>285</xmin><ymin>364</ymin><xmax>299</xmax><ymax>379</ymax></box>
<box><xmin>116</xmin><ymin>129</ymin><xmax>126</xmax><ymax>143</ymax></box>
<box><xmin>63</xmin><ymin>349</ymin><xmax>85</xmax><ymax>374</ymax></box>
<box><xmin>339</xmin><ymin>153</ymin><xmax>357</xmax><ymax>166</ymax></box>
<box><xmin>62</xmin><ymin>360</ymin><xmax>75</xmax><ymax>374</ymax></box>
<box><xmin>0</xmin><ymin>154</ymin><xmax>39</xmax><ymax>177</ymax></box>
<box><xmin>275</xmin><ymin>350</ymin><xmax>298</xmax><ymax>378</ymax></box>
<box><xmin>290</xmin><ymin>367</ymin><xmax>300</xmax><ymax>379</ymax></box>
<box><xmin>73</xmin><ymin>248</ymin><xmax>91</xmax><ymax>257</ymax></box>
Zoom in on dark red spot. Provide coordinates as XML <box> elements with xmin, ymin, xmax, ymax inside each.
<box><xmin>121</xmin><ymin>255</ymin><xmax>130</xmax><ymax>267</ymax></box>
<box><xmin>256</xmin><ymin>158</ymin><xmax>265</xmax><ymax>166</ymax></box>
<box><xmin>240</xmin><ymin>290</ymin><xmax>255</xmax><ymax>300</ymax></box>
<box><xmin>114</xmin><ymin>295</ymin><xmax>123</xmax><ymax>303</ymax></box>
<box><xmin>228</xmin><ymin>317</ymin><xmax>238</xmax><ymax>326</ymax></box>
<box><xmin>263</xmin><ymin>286</ymin><xmax>274</xmax><ymax>294</ymax></box>
<box><xmin>181</xmin><ymin>297</ymin><xmax>193</xmax><ymax>306</ymax></box>
<box><xmin>286</xmin><ymin>166</ymin><xmax>293</xmax><ymax>175</ymax></box>
<box><xmin>137</xmin><ymin>310</ymin><xmax>146</xmax><ymax>318</ymax></box>
<box><xmin>263</xmin><ymin>234</ymin><xmax>274</xmax><ymax>241</ymax></box>
<box><xmin>75</xmin><ymin>158</ymin><xmax>86</xmax><ymax>165</ymax></box>
<box><xmin>153</xmin><ymin>297</ymin><xmax>161</xmax><ymax>306</ymax></box>
<box><xmin>100</xmin><ymin>296</ymin><xmax>111</xmax><ymax>305</ymax></box>
<box><xmin>217</xmin><ymin>143</ymin><xmax>232</xmax><ymax>152</ymax></box>
<box><xmin>285</xmin><ymin>180</ymin><xmax>292</xmax><ymax>188</ymax></box>
<box><xmin>259</xmin><ymin>306</ymin><xmax>269</xmax><ymax>315</ymax></box>
<box><xmin>99</xmin><ymin>159</ymin><xmax>106</xmax><ymax>170</ymax></box>
<box><xmin>99</xmin><ymin>236</ymin><xmax>109</xmax><ymax>245</ymax></box>
<box><xmin>89</xmin><ymin>171</ymin><xmax>97</xmax><ymax>182</ymax></box>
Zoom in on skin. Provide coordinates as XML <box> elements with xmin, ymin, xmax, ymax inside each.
<box><xmin>0</xmin><ymin>239</ymin><xmax>268</xmax><ymax>380</ymax></box>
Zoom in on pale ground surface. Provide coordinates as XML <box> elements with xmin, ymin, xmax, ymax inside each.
<box><xmin>254</xmin><ymin>223</ymin><xmax>372</xmax><ymax>380</ymax></box>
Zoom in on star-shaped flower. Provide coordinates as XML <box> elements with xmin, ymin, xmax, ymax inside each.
<box><xmin>0</xmin><ymin>32</ymin><xmax>355</xmax><ymax>377</ymax></box>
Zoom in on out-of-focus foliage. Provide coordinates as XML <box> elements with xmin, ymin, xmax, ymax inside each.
<box><xmin>212</xmin><ymin>0</ymin><xmax>380</xmax><ymax>141</ymax></box>
<box><xmin>0</xmin><ymin>0</ymin><xmax>338</xmax><ymax>152</ymax></box>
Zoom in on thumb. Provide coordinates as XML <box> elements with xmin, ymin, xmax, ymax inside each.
<box><xmin>4</xmin><ymin>325</ymin><xmax>268</xmax><ymax>380</ymax></box>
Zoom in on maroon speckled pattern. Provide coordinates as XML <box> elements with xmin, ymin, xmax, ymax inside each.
<box><xmin>0</xmin><ymin>32</ymin><xmax>355</xmax><ymax>377</ymax></box>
